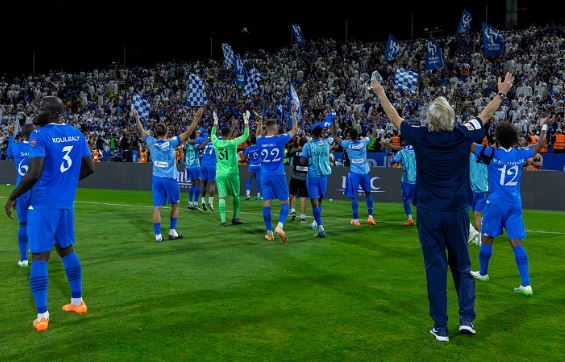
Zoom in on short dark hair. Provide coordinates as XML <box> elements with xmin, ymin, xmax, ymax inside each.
<box><xmin>155</xmin><ymin>123</ymin><xmax>167</xmax><ymax>137</ymax></box>
<box><xmin>21</xmin><ymin>124</ymin><xmax>35</xmax><ymax>139</ymax></box>
<box><xmin>350</xmin><ymin>128</ymin><xmax>359</xmax><ymax>140</ymax></box>
<box><xmin>266</xmin><ymin>120</ymin><xmax>277</xmax><ymax>128</ymax></box>
<box><xmin>299</xmin><ymin>137</ymin><xmax>308</xmax><ymax>147</ymax></box>
<box><xmin>495</xmin><ymin>122</ymin><xmax>519</xmax><ymax>149</ymax></box>
<box><xmin>189</xmin><ymin>130</ymin><xmax>197</xmax><ymax>140</ymax></box>
<box><xmin>221</xmin><ymin>127</ymin><xmax>232</xmax><ymax>138</ymax></box>
<box><xmin>312</xmin><ymin>125</ymin><xmax>323</xmax><ymax>138</ymax></box>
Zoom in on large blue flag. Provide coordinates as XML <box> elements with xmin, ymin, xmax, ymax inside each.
<box><xmin>234</xmin><ymin>55</ymin><xmax>247</xmax><ymax>88</ymax></box>
<box><xmin>291</xmin><ymin>24</ymin><xmax>305</xmax><ymax>45</ymax></box>
<box><xmin>425</xmin><ymin>39</ymin><xmax>443</xmax><ymax>70</ymax></box>
<box><xmin>457</xmin><ymin>10</ymin><xmax>472</xmax><ymax>34</ymax></box>
<box><xmin>131</xmin><ymin>94</ymin><xmax>150</xmax><ymax>121</ymax></box>
<box><xmin>384</xmin><ymin>34</ymin><xmax>402</xmax><ymax>61</ymax></box>
<box><xmin>186</xmin><ymin>74</ymin><xmax>208</xmax><ymax>106</ymax></box>
<box><xmin>222</xmin><ymin>43</ymin><xmax>235</xmax><ymax>69</ymax></box>
<box><xmin>311</xmin><ymin>112</ymin><xmax>336</xmax><ymax>132</ymax></box>
<box><xmin>482</xmin><ymin>23</ymin><xmax>505</xmax><ymax>57</ymax></box>
<box><xmin>244</xmin><ymin>67</ymin><xmax>261</xmax><ymax>97</ymax></box>
<box><xmin>288</xmin><ymin>82</ymin><xmax>300</xmax><ymax>127</ymax></box>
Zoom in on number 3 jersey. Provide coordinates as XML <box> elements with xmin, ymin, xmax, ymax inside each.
<box><xmin>256</xmin><ymin>133</ymin><xmax>291</xmax><ymax>177</ymax></box>
<box><xmin>29</xmin><ymin>123</ymin><xmax>91</xmax><ymax>209</ymax></box>
<box><xmin>474</xmin><ymin>144</ymin><xmax>534</xmax><ymax>207</ymax></box>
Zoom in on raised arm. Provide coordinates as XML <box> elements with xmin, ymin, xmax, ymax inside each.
<box><xmin>381</xmin><ymin>141</ymin><xmax>402</xmax><ymax>152</ymax></box>
<box><xmin>253</xmin><ymin>111</ymin><xmax>263</xmax><ymax>138</ymax></box>
<box><xmin>531</xmin><ymin>116</ymin><xmax>553</xmax><ymax>153</ymax></box>
<box><xmin>369</xmin><ymin>116</ymin><xmax>379</xmax><ymax>138</ymax></box>
<box><xmin>133</xmin><ymin>109</ymin><xmax>148</xmax><ymax>138</ymax></box>
<box><xmin>288</xmin><ymin>104</ymin><xmax>299</xmax><ymax>139</ymax></box>
<box><xmin>478</xmin><ymin>72</ymin><xmax>514</xmax><ymax>124</ymax></box>
<box><xmin>179</xmin><ymin>107</ymin><xmax>204</xmax><ymax>143</ymax></box>
<box><xmin>371</xmin><ymin>80</ymin><xmax>404</xmax><ymax>129</ymax></box>
<box><xmin>331</xmin><ymin>119</ymin><xmax>342</xmax><ymax>143</ymax></box>
<box><xmin>234</xmin><ymin>111</ymin><xmax>251</xmax><ymax>145</ymax></box>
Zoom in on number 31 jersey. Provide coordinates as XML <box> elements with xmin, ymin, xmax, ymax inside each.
<box><xmin>256</xmin><ymin>133</ymin><xmax>291</xmax><ymax>177</ymax></box>
<box><xmin>474</xmin><ymin>144</ymin><xmax>534</xmax><ymax>207</ymax></box>
<box><xmin>29</xmin><ymin>123</ymin><xmax>91</xmax><ymax>209</ymax></box>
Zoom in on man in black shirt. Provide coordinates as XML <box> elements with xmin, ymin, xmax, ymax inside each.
<box><xmin>288</xmin><ymin>137</ymin><xmax>308</xmax><ymax>223</ymax></box>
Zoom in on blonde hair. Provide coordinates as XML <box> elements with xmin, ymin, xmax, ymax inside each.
<box><xmin>427</xmin><ymin>97</ymin><xmax>455</xmax><ymax>132</ymax></box>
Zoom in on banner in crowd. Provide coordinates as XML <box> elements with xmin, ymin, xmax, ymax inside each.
<box><xmin>131</xmin><ymin>94</ymin><xmax>150</xmax><ymax>120</ymax></box>
<box><xmin>425</xmin><ymin>39</ymin><xmax>443</xmax><ymax>70</ymax></box>
<box><xmin>186</xmin><ymin>74</ymin><xmax>208</xmax><ymax>106</ymax></box>
<box><xmin>482</xmin><ymin>23</ymin><xmax>505</xmax><ymax>57</ymax></box>
<box><xmin>311</xmin><ymin>112</ymin><xmax>336</xmax><ymax>131</ymax></box>
<box><xmin>234</xmin><ymin>55</ymin><xmax>247</xmax><ymax>88</ymax></box>
<box><xmin>394</xmin><ymin>69</ymin><xmax>419</xmax><ymax>93</ymax></box>
<box><xmin>457</xmin><ymin>10</ymin><xmax>472</xmax><ymax>34</ymax></box>
<box><xmin>291</xmin><ymin>24</ymin><xmax>305</xmax><ymax>45</ymax></box>
<box><xmin>288</xmin><ymin>82</ymin><xmax>300</xmax><ymax>127</ymax></box>
<box><xmin>222</xmin><ymin>43</ymin><xmax>235</xmax><ymax>69</ymax></box>
<box><xmin>244</xmin><ymin>67</ymin><xmax>261</xmax><ymax>97</ymax></box>
<box><xmin>384</xmin><ymin>34</ymin><xmax>402</xmax><ymax>61</ymax></box>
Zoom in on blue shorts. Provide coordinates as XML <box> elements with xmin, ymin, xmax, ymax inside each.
<box><xmin>187</xmin><ymin>167</ymin><xmax>201</xmax><ymax>181</ymax></box>
<box><xmin>152</xmin><ymin>176</ymin><xmax>180</xmax><ymax>207</ymax></box>
<box><xmin>401</xmin><ymin>182</ymin><xmax>415</xmax><ymax>202</ymax></box>
<box><xmin>482</xmin><ymin>203</ymin><xmax>526</xmax><ymax>240</ymax></box>
<box><xmin>200</xmin><ymin>164</ymin><xmax>216</xmax><ymax>182</ymax></box>
<box><xmin>16</xmin><ymin>191</ymin><xmax>32</xmax><ymax>224</ymax></box>
<box><xmin>346</xmin><ymin>172</ymin><xmax>371</xmax><ymax>198</ymax></box>
<box><xmin>307</xmin><ymin>175</ymin><xmax>328</xmax><ymax>200</ymax></box>
<box><xmin>248</xmin><ymin>166</ymin><xmax>261</xmax><ymax>178</ymax></box>
<box><xmin>28</xmin><ymin>207</ymin><xmax>75</xmax><ymax>254</ymax></box>
<box><xmin>261</xmin><ymin>174</ymin><xmax>289</xmax><ymax>201</ymax></box>
<box><xmin>472</xmin><ymin>192</ymin><xmax>487</xmax><ymax>212</ymax></box>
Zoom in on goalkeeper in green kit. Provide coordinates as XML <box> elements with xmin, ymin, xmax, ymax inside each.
<box><xmin>211</xmin><ymin>110</ymin><xmax>250</xmax><ymax>225</ymax></box>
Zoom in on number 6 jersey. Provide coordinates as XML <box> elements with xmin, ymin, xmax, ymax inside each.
<box><xmin>473</xmin><ymin>144</ymin><xmax>534</xmax><ymax>207</ymax></box>
<box><xmin>29</xmin><ymin>123</ymin><xmax>91</xmax><ymax>209</ymax></box>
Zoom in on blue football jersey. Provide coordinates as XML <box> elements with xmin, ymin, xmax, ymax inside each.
<box><xmin>256</xmin><ymin>134</ymin><xmax>291</xmax><ymax>176</ymax></box>
<box><xmin>28</xmin><ymin>123</ymin><xmax>91</xmax><ymax>209</ymax></box>
<box><xmin>7</xmin><ymin>137</ymin><xmax>31</xmax><ymax>185</ymax></box>
<box><xmin>392</xmin><ymin>146</ymin><xmax>417</xmax><ymax>184</ymax></box>
<box><xmin>185</xmin><ymin>141</ymin><xmax>200</xmax><ymax>168</ymax></box>
<box><xmin>301</xmin><ymin>137</ymin><xmax>334</xmax><ymax>176</ymax></box>
<box><xmin>474</xmin><ymin>144</ymin><xmax>533</xmax><ymax>206</ymax></box>
<box><xmin>146</xmin><ymin>135</ymin><xmax>181</xmax><ymax>179</ymax></box>
<box><xmin>244</xmin><ymin>144</ymin><xmax>262</xmax><ymax>168</ymax></box>
<box><xmin>200</xmin><ymin>141</ymin><xmax>216</xmax><ymax>166</ymax></box>
<box><xmin>341</xmin><ymin>138</ymin><xmax>370</xmax><ymax>175</ymax></box>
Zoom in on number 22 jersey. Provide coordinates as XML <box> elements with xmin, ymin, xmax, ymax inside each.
<box><xmin>256</xmin><ymin>133</ymin><xmax>291</xmax><ymax>177</ymax></box>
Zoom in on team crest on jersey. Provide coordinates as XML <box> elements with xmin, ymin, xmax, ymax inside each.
<box><xmin>30</xmin><ymin>139</ymin><xmax>37</xmax><ymax>147</ymax></box>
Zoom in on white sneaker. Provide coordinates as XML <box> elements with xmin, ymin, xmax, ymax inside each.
<box><xmin>17</xmin><ymin>260</ymin><xmax>29</xmax><ymax>268</ymax></box>
<box><xmin>514</xmin><ymin>285</ymin><xmax>533</xmax><ymax>296</ymax></box>
<box><xmin>208</xmin><ymin>204</ymin><xmax>215</xmax><ymax>212</ymax></box>
<box><xmin>310</xmin><ymin>221</ymin><xmax>318</xmax><ymax>230</ymax></box>
<box><xmin>471</xmin><ymin>271</ymin><xmax>489</xmax><ymax>281</ymax></box>
<box><xmin>155</xmin><ymin>235</ymin><xmax>164</xmax><ymax>243</ymax></box>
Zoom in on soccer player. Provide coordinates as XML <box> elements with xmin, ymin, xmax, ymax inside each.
<box><xmin>211</xmin><ymin>111</ymin><xmax>250</xmax><ymax>225</ymax></box>
<box><xmin>288</xmin><ymin>137</ymin><xmax>309</xmax><ymax>223</ymax></box>
<box><xmin>199</xmin><ymin>132</ymin><xmax>216</xmax><ymax>211</ymax></box>
<box><xmin>6</xmin><ymin>123</ymin><xmax>35</xmax><ymax>267</ymax></box>
<box><xmin>134</xmin><ymin>107</ymin><xmax>204</xmax><ymax>242</ymax></box>
<box><xmin>371</xmin><ymin>73</ymin><xmax>514</xmax><ymax>341</ymax></box>
<box><xmin>468</xmin><ymin>151</ymin><xmax>488</xmax><ymax>245</ymax></box>
<box><xmin>389</xmin><ymin>144</ymin><xmax>417</xmax><ymax>226</ymax></box>
<box><xmin>255</xmin><ymin>108</ymin><xmax>298</xmax><ymax>242</ymax></box>
<box><xmin>470</xmin><ymin>118</ymin><xmax>551</xmax><ymax>296</ymax></box>
<box><xmin>332</xmin><ymin>121</ymin><xmax>377</xmax><ymax>226</ymax></box>
<box><xmin>185</xmin><ymin>130</ymin><xmax>206</xmax><ymax>211</ymax></box>
<box><xmin>4</xmin><ymin>96</ymin><xmax>95</xmax><ymax>331</ymax></box>
<box><xmin>301</xmin><ymin>125</ymin><xmax>334</xmax><ymax>238</ymax></box>
<box><xmin>243</xmin><ymin>136</ymin><xmax>262</xmax><ymax>201</ymax></box>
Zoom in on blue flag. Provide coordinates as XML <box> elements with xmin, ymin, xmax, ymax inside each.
<box><xmin>288</xmin><ymin>82</ymin><xmax>300</xmax><ymax>127</ymax></box>
<box><xmin>384</xmin><ymin>34</ymin><xmax>402</xmax><ymax>61</ymax></box>
<box><xmin>457</xmin><ymin>10</ymin><xmax>472</xmax><ymax>34</ymax></box>
<box><xmin>186</xmin><ymin>74</ymin><xmax>208</xmax><ymax>107</ymax></box>
<box><xmin>482</xmin><ymin>23</ymin><xmax>505</xmax><ymax>57</ymax></box>
<box><xmin>291</xmin><ymin>24</ymin><xmax>305</xmax><ymax>45</ymax></box>
<box><xmin>425</xmin><ymin>39</ymin><xmax>443</xmax><ymax>70</ymax></box>
<box><xmin>222</xmin><ymin>43</ymin><xmax>235</xmax><ymax>69</ymax></box>
<box><xmin>394</xmin><ymin>69</ymin><xmax>419</xmax><ymax>93</ymax></box>
<box><xmin>311</xmin><ymin>112</ymin><xmax>336</xmax><ymax>132</ymax></box>
<box><xmin>131</xmin><ymin>94</ymin><xmax>150</xmax><ymax>121</ymax></box>
<box><xmin>234</xmin><ymin>55</ymin><xmax>247</xmax><ymax>88</ymax></box>
<box><xmin>244</xmin><ymin>67</ymin><xmax>261</xmax><ymax>97</ymax></box>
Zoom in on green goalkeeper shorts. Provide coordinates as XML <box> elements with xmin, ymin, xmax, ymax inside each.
<box><xmin>216</xmin><ymin>174</ymin><xmax>241</xmax><ymax>198</ymax></box>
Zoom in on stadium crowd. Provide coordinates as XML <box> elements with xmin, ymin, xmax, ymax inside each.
<box><xmin>1</xmin><ymin>24</ymin><xmax>565</xmax><ymax>163</ymax></box>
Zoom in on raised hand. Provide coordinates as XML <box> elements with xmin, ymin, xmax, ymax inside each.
<box><xmin>497</xmin><ymin>72</ymin><xmax>514</xmax><ymax>95</ymax></box>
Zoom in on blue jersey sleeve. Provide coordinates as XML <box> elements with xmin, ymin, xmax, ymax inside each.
<box><xmin>6</xmin><ymin>136</ymin><xmax>14</xmax><ymax>160</ymax></box>
<box><xmin>459</xmin><ymin>117</ymin><xmax>485</xmax><ymax>142</ymax></box>
<box><xmin>29</xmin><ymin>131</ymin><xmax>46</xmax><ymax>158</ymax></box>
<box><xmin>279</xmin><ymin>133</ymin><xmax>291</xmax><ymax>146</ymax></box>
<box><xmin>81</xmin><ymin>136</ymin><xmax>91</xmax><ymax>158</ymax></box>
<box><xmin>520</xmin><ymin>147</ymin><xmax>535</xmax><ymax>161</ymax></box>
<box><xmin>473</xmin><ymin>144</ymin><xmax>485</xmax><ymax>156</ymax></box>
<box><xmin>145</xmin><ymin>136</ymin><xmax>155</xmax><ymax>149</ymax></box>
<box><xmin>392</xmin><ymin>151</ymin><xmax>403</xmax><ymax>163</ymax></box>
<box><xmin>170</xmin><ymin>136</ymin><xmax>181</xmax><ymax>149</ymax></box>
<box><xmin>244</xmin><ymin>147</ymin><xmax>250</xmax><ymax>157</ymax></box>
<box><xmin>301</xmin><ymin>143</ymin><xmax>311</xmax><ymax>160</ymax></box>
<box><xmin>363</xmin><ymin>138</ymin><xmax>371</xmax><ymax>147</ymax></box>
<box><xmin>340</xmin><ymin>140</ymin><xmax>350</xmax><ymax>149</ymax></box>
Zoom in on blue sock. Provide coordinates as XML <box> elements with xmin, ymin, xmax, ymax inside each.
<box><xmin>313</xmin><ymin>207</ymin><xmax>322</xmax><ymax>226</ymax></box>
<box><xmin>153</xmin><ymin>223</ymin><xmax>161</xmax><ymax>236</ymax></box>
<box><xmin>30</xmin><ymin>260</ymin><xmax>49</xmax><ymax>313</ymax></box>
<box><xmin>257</xmin><ymin>177</ymin><xmax>262</xmax><ymax>193</ymax></box>
<box><xmin>402</xmin><ymin>197</ymin><xmax>412</xmax><ymax>217</ymax></box>
<box><xmin>246</xmin><ymin>178</ymin><xmax>252</xmax><ymax>193</ymax></box>
<box><xmin>479</xmin><ymin>244</ymin><xmax>493</xmax><ymax>276</ymax></box>
<box><xmin>263</xmin><ymin>207</ymin><xmax>272</xmax><ymax>231</ymax></box>
<box><xmin>194</xmin><ymin>186</ymin><xmax>200</xmax><ymax>202</ymax></box>
<box><xmin>512</xmin><ymin>245</ymin><xmax>530</xmax><ymax>286</ymax></box>
<box><xmin>62</xmin><ymin>252</ymin><xmax>82</xmax><ymax>298</ymax></box>
<box><xmin>18</xmin><ymin>224</ymin><xmax>28</xmax><ymax>261</ymax></box>
<box><xmin>366</xmin><ymin>195</ymin><xmax>374</xmax><ymax>216</ymax></box>
<box><xmin>170</xmin><ymin>218</ymin><xmax>177</xmax><ymax>230</ymax></box>
<box><xmin>189</xmin><ymin>185</ymin><xmax>195</xmax><ymax>202</ymax></box>
<box><xmin>279</xmin><ymin>203</ymin><xmax>289</xmax><ymax>225</ymax></box>
<box><xmin>351</xmin><ymin>198</ymin><xmax>359</xmax><ymax>219</ymax></box>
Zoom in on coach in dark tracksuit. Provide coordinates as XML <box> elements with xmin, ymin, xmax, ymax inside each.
<box><xmin>371</xmin><ymin>73</ymin><xmax>515</xmax><ymax>342</ymax></box>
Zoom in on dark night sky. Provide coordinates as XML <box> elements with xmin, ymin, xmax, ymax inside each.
<box><xmin>0</xmin><ymin>0</ymin><xmax>562</xmax><ymax>75</ymax></box>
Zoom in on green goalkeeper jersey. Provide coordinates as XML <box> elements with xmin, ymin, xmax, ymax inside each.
<box><xmin>211</xmin><ymin>126</ymin><xmax>250</xmax><ymax>177</ymax></box>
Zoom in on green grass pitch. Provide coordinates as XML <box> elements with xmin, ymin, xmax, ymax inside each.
<box><xmin>0</xmin><ymin>184</ymin><xmax>564</xmax><ymax>361</ymax></box>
